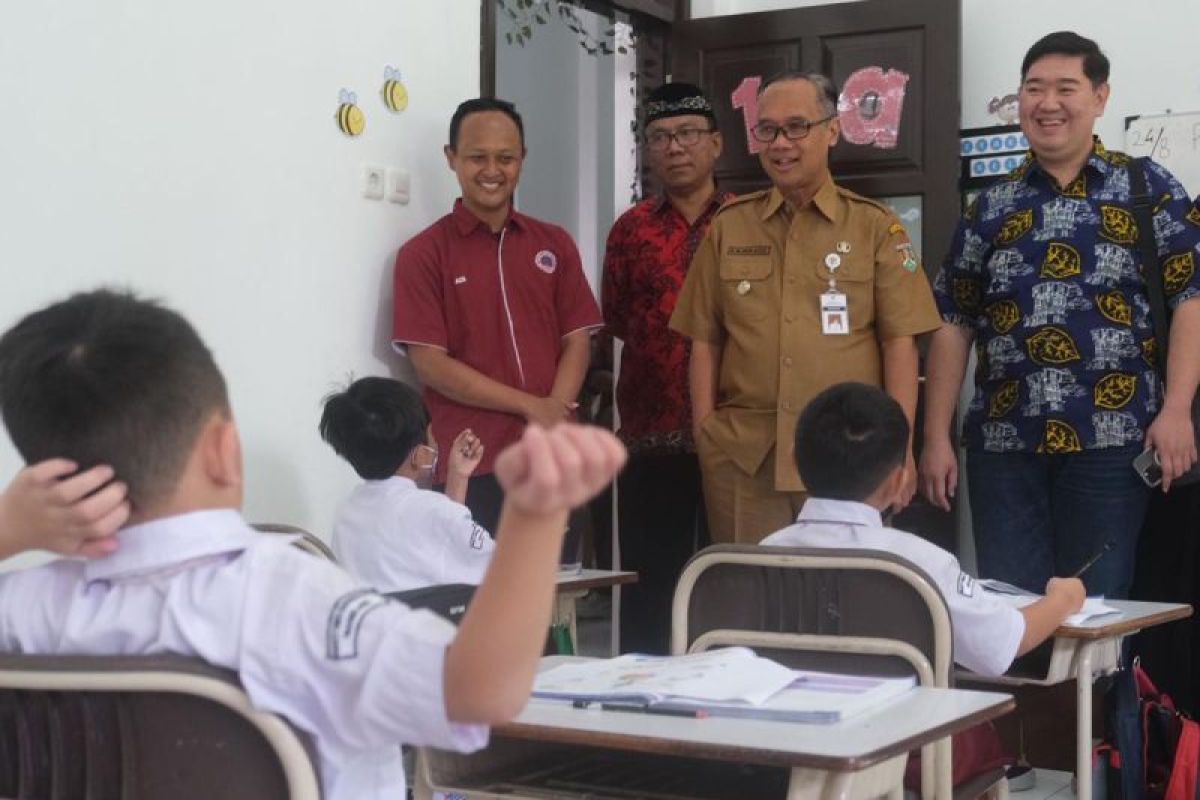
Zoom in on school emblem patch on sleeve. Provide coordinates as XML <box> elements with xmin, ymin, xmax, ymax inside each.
<box><xmin>957</xmin><ymin>572</ymin><xmax>976</xmax><ymax>597</ymax></box>
<box><xmin>469</xmin><ymin>524</ymin><xmax>486</xmax><ymax>550</ymax></box>
<box><xmin>326</xmin><ymin>589</ymin><xmax>388</xmax><ymax>660</ymax></box>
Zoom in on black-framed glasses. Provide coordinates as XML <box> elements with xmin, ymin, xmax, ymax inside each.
<box><xmin>750</xmin><ymin>114</ymin><xmax>836</xmax><ymax>144</ymax></box>
<box><xmin>644</xmin><ymin>126</ymin><xmax>716</xmax><ymax>151</ymax></box>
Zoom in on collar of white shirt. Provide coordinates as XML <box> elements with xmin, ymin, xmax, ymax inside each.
<box><xmin>365</xmin><ymin>475</ymin><xmax>417</xmax><ymax>491</ymax></box>
<box><xmin>83</xmin><ymin>508</ymin><xmax>263</xmax><ymax>583</ymax></box>
<box><xmin>795</xmin><ymin>497</ymin><xmax>884</xmax><ymax>528</ymax></box>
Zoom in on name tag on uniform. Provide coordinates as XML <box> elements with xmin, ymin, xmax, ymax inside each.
<box><xmin>820</xmin><ymin>290</ymin><xmax>849</xmax><ymax>335</ymax></box>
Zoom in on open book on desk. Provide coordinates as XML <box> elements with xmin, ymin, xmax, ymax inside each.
<box><xmin>533</xmin><ymin>648</ymin><xmax>795</xmax><ymax>706</ymax></box>
<box><xmin>979</xmin><ymin>579</ymin><xmax>1120</xmax><ymax>625</ymax></box>
<box><xmin>638</xmin><ymin>670</ymin><xmax>917</xmax><ymax>723</ymax></box>
<box><xmin>532</xmin><ymin>648</ymin><xmax>916</xmax><ymax>723</ymax></box>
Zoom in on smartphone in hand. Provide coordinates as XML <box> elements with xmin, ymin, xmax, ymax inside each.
<box><xmin>1133</xmin><ymin>448</ymin><xmax>1162</xmax><ymax>488</ymax></box>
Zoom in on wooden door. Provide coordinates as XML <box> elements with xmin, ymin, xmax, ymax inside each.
<box><xmin>671</xmin><ymin>0</ymin><xmax>960</xmax><ymax>276</ymax></box>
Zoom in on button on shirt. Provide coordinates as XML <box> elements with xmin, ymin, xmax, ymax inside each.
<box><xmin>761</xmin><ymin>498</ymin><xmax>1025</xmax><ymax>676</ymax></box>
<box><xmin>935</xmin><ymin>139</ymin><xmax>1200</xmax><ymax>454</ymax></box>
<box><xmin>670</xmin><ymin>180</ymin><xmax>941</xmax><ymax>490</ymax></box>
<box><xmin>600</xmin><ymin>191</ymin><xmax>734</xmax><ymax>455</ymax></box>
<box><xmin>333</xmin><ymin>476</ymin><xmax>495</xmax><ymax>594</ymax></box>
<box><xmin>0</xmin><ymin>510</ymin><xmax>487</xmax><ymax>800</ymax></box>
<box><xmin>393</xmin><ymin>200</ymin><xmax>603</xmax><ymax>482</ymax></box>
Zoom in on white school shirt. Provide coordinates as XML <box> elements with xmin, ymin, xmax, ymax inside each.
<box><xmin>761</xmin><ymin>498</ymin><xmax>1025</xmax><ymax>677</ymax></box>
<box><xmin>332</xmin><ymin>476</ymin><xmax>495</xmax><ymax>593</ymax></box>
<box><xmin>0</xmin><ymin>509</ymin><xmax>488</xmax><ymax>800</ymax></box>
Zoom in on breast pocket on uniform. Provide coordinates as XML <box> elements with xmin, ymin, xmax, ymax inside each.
<box><xmin>812</xmin><ymin>255</ymin><xmax>873</xmax><ymax>331</ymax></box>
<box><xmin>811</xmin><ymin>252</ymin><xmax>873</xmax><ymax>285</ymax></box>
<box><xmin>720</xmin><ymin>259</ymin><xmax>774</xmax><ymax>322</ymax></box>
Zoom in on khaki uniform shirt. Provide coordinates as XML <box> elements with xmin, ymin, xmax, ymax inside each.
<box><xmin>670</xmin><ymin>179</ymin><xmax>941</xmax><ymax>491</ymax></box>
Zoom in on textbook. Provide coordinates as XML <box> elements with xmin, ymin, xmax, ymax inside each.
<box><xmin>979</xmin><ymin>579</ymin><xmax>1120</xmax><ymax>625</ymax></box>
<box><xmin>638</xmin><ymin>670</ymin><xmax>918</xmax><ymax>724</ymax></box>
<box><xmin>532</xmin><ymin>649</ymin><xmax>916</xmax><ymax>723</ymax></box>
<box><xmin>533</xmin><ymin>648</ymin><xmax>796</xmax><ymax>706</ymax></box>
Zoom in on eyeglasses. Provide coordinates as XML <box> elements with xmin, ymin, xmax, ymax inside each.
<box><xmin>645</xmin><ymin>126</ymin><xmax>716</xmax><ymax>151</ymax></box>
<box><xmin>750</xmin><ymin>114</ymin><xmax>837</xmax><ymax>144</ymax></box>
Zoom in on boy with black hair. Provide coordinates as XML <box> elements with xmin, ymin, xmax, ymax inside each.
<box><xmin>0</xmin><ymin>288</ymin><xmax>625</xmax><ymax>800</ymax></box>
<box><xmin>763</xmin><ymin>382</ymin><xmax>1085</xmax><ymax>676</ymax></box>
<box><xmin>320</xmin><ymin>376</ymin><xmax>494</xmax><ymax>592</ymax></box>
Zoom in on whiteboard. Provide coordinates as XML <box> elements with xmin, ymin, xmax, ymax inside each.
<box><xmin>1125</xmin><ymin>111</ymin><xmax>1200</xmax><ymax>198</ymax></box>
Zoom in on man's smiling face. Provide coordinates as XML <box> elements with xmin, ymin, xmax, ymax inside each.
<box><xmin>755</xmin><ymin>78</ymin><xmax>838</xmax><ymax>199</ymax></box>
<box><xmin>444</xmin><ymin>110</ymin><xmax>525</xmax><ymax>220</ymax></box>
<box><xmin>1019</xmin><ymin>53</ymin><xmax>1109</xmax><ymax>171</ymax></box>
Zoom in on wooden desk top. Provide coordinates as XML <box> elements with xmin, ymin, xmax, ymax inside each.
<box><xmin>1054</xmin><ymin>600</ymin><xmax>1192</xmax><ymax>640</ymax></box>
<box><xmin>498</xmin><ymin>687</ymin><xmax>1014</xmax><ymax>773</ymax></box>
<box><xmin>555</xmin><ymin>568</ymin><xmax>638</xmax><ymax>591</ymax></box>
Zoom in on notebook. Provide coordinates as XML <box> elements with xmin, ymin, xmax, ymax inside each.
<box><xmin>532</xmin><ymin>648</ymin><xmax>916</xmax><ymax>723</ymax></box>
<box><xmin>979</xmin><ymin>579</ymin><xmax>1120</xmax><ymax>625</ymax></box>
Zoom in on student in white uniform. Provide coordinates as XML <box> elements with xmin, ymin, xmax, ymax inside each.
<box><xmin>761</xmin><ymin>382</ymin><xmax>1085</xmax><ymax>677</ymax></box>
<box><xmin>320</xmin><ymin>376</ymin><xmax>494</xmax><ymax>592</ymax></box>
<box><xmin>0</xmin><ymin>460</ymin><xmax>130</xmax><ymax>560</ymax></box>
<box><xmin>0</xmin><ymin>289</ymin><xmax>626</xmax><ymax>800</ymax></box>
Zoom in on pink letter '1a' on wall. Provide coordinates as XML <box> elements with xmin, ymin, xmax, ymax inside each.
<box><xmin>837</xmin><ymin>67</ymin><xmax>910</xmax><ymax>149</ymax></box>
<box><xmin>731</xmin><ymin>68</ymin><xmax>910</xmax><ymax>155</ymax></box>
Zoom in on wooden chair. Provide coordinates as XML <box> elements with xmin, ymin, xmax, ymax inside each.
<box><xmin>251</xmin><ymin>522</ymin><xmax>338</xmax><ymax>562</ymax></box>
<box><xmin>0</xmin><ymin>653</ymin><xmax>321</xmax><ymax>799</ymax></box>
<box><xmin>672</xmin><ymin>544</ymin><xmax>1007</xmax><ymax>800</ymax></box>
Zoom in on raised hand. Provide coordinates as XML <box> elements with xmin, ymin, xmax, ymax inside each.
<box><xmin>494</xmin><ymin>424</ymin><xmax>625</xmax><ymax>516</ymax></box>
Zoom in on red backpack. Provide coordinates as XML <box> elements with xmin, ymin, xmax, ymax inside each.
<box><xmin>1099</xmin><ymin>660</ymin><xmax>1198</xmax><ymax>800</ymax></box>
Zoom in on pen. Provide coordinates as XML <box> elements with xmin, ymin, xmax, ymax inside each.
<box><xmin>599</xmin><ymin>702</ymin><xmax>708</xmax><ymax>719</ymax></box>
<box><xmin>1071</xmin><ymin>539</ymin><xmax>1115</xmax><ymax>579</ymax></box>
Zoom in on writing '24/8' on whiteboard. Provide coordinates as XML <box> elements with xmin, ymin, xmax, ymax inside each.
<box><xmin>1125</xmin><ymin>111</ymin><xmax>1200</xmax><ymax>197</ymax></box>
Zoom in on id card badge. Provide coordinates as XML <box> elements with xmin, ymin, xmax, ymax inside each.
<box><xmin>820</xmin><ymin>290</ymin><xmax>849</xmax><ymax>335</ymax></box>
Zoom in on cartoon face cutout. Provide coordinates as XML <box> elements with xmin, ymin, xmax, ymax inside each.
<box><xmin>988</xmin><ymin>93</ymin><xmax>1020</xmax><ymax>125</ymax></box>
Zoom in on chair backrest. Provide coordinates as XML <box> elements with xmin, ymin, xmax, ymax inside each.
<box><xmin>251</xmin><ymin>522</ymin><xmax>338</xmax><ymax>563</ymax></box>
<box><xmin>671</xmin><ymin>544</ymin><xmax>953</xmax><ymax>687</ymax></box>
<box><xmin>0</xmin><ymin>654</ymin><xmax>321</xmax><ymax>800</ymax></box>
<box><xmin>389</xmin><ymin>583</ymin><xmax>476</xmax><ymax>626</ymax></box>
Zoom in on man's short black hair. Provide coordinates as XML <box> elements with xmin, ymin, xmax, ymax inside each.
<box><xmin>0</xmin><ymin>289</ymin><xmax>229</xmax><ymax>510</ymax></box>
<box><xmin>448</xmin><ymin>97</ymin><xmax>525</xmax><ymax>150</ymax></box>
<box><xmin>1021</xmin><ymin>31</ymin><xmax>1110</xmax><ymax>87</ymax></box>
<box><xmin>319</xmin><ymin>377</ymin><xmax>429</xmax><ymax>480</ymax></box>
<box><xmin>794</xmin><ymin>383</ymin><xmax>909</xmax><ymax>502</ymax></box>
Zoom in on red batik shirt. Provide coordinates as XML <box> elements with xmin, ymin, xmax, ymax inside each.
<box><xmin>601</xmin><ymin>191</ymin><xmax>734</xmax><ymax>455</ymax></box>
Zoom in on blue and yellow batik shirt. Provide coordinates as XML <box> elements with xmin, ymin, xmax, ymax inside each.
<box><xmin>934</xmin><ymin>138</ymin><xmax>1200</xmax><ymax>454</ymax></box>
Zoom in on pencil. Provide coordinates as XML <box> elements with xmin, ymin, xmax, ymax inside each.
<box><xmin>600</xmin><ymin>702</ymin><xmax>708</xmax><ymax>719</ymax></box>
<box><xmin>1071</xmin><ymin>539</ymin><xmax>1115</xmax><ymax>579</ymax></box>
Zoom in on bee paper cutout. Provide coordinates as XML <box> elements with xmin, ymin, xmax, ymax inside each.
<box><xmin>336</xmin><ymin>89</ymin><xmax>365</xmax><ymax>137</ymax></box>
<box><xmin>381</xmin><ymin>67</ymin><xmax>409</xmax><ymax>113</ymax></box>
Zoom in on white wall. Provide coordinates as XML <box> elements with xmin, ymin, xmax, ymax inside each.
<box><xmin>0</xmin><ymin>0</ymin><xmax>480</xmax><ymax>543</ymax></box>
